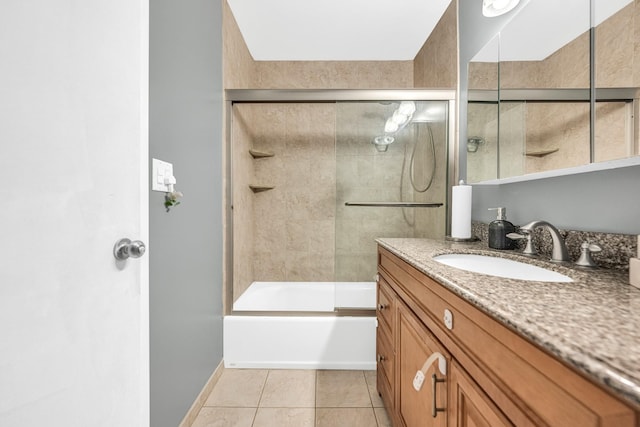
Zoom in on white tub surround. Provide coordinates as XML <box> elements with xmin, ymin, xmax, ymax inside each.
<box><xmin>224</xmin><ymin>281</ymin><xmax>377</xmax><ymax>369</ymax></box>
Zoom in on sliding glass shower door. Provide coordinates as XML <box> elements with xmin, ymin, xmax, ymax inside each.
<box><xmin>334</xmin><ymin>100</ymin><xmax>450</xmax><ymax>282</ymax></box>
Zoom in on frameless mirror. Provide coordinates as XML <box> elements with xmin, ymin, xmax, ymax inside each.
<box><xmin>466</xmin><ymin>0</ymin><xmax>640</xmax><ymax>184</ymax></box>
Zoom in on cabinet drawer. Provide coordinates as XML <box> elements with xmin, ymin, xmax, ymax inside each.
<box><xmin>377</xmin><ymin>276</ymin><xmax>395</xmax><ymax>336</ymax></box>
<box><xmin>377</xmin><ymin>325</ymin><xmax>394</xmax><ymax>392</ymax></box>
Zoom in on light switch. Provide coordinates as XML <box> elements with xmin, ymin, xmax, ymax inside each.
<box><xmin>152</xmin><ymin>158</ymin><xmax>174</xmax><ymax>192</ymax></box>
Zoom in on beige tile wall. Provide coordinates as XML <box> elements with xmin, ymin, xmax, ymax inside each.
<box><xmin>468</xmin><ymin>62</ymin><xmax>498</xmax><ymax>91</ymax></box>
<box><xmin>414</xmin><ymin>0</ymin><xmax>458</xmax><ymax>89</ymax></box>
<box><xmin>498</xmin><ymin>103</ymin><xmax>526</xmax><ymax>178</ymax></box>
<box><xmin>594</xmin><ymin>2</ymin><xmax>640</xmax><ymax>161</ymax></box>
<box><xmin>255</xmin><ymin>61</ymin><xmax>414</xmax><ymax>89</ymax></box>
<box><xmin>223</xmin><ymin>0</ymin><xmax>256</xmax><ymax>88</ymax></box>
<box><xmin>231</xmin><ymin>105</ymin><xmax>257</xmax><ymax>299</ymax></box>
<box><xmin>231</xmin><ymin>103</ymin><xmax>337</xmax><ymax>292</ymax></box>
<box><xmin>467</xmin><ymin>103</ymin><xmax>499</xmax><ymax>182</ymax></box>
<box><xmin>524</xmin><ymin>102</ymin><xmax>590</xmax><ymax>174</ymax></box>
<box><xmin>253</xmin><ymin>104</ymin><xmax>336</xmax><ymax>282</ymax></box>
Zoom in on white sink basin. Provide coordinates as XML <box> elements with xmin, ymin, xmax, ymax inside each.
<box><xmin>433</xmin><ymin>254</ymin><xmax>573</xmax><ymax>282</ymax></box>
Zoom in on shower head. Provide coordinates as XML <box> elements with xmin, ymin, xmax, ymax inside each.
<box><xmin>467</xmin><ymin>136</ymin><xmax>485</xmax><ymax>152</ymax></box>
<box><xmin>372</xmin><ymin>135</ymin><xmax>395</xmax><ymax>152</ymax></box>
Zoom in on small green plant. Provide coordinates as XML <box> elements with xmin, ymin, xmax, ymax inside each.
<box><xmin>165</xmin><ymin>190</ymin><xmax>183</xmax><ymax>212</ymax></box>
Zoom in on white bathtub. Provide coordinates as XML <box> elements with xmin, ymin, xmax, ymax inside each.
<box><xmin>224</xmin><ymin>281</ymin><xmax>377</xmax><ymax>370</ymax></box>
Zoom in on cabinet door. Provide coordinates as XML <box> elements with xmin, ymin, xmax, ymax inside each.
<box><xmin>449</xmin><ymin>361</ymin><xmax>513</xmax><ymax>427</ymax></box>
<box><xmin>397</xmin><ymin>303</ymin><xmax>448</xmax><ymax>427</ymax></box>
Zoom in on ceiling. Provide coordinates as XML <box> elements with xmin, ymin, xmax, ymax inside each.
<box><xmin>226</xmin><ymin>0</ymin><xmax>452</xmax><ymax>61</ymax></box>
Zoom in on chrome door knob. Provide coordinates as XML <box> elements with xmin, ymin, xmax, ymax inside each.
<box><xmin>114</xmin><ymin>238</ymin><xmax>146</xmax><ymax>260</ymax></box>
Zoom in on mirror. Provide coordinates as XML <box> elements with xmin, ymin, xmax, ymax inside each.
<box><xmin>594</xmin><ymin>0</ymin><xmax>639</xmax><ymax>162</ymax></box>
<box><xmin>467</xmin><ymin>36</ymin><xmax>499</xmax><ymax>182</ymax></box>
<box><xmin>467</xmin><ymin>0</ymin><xmax>639</xmax><ymax>183</ymax></box>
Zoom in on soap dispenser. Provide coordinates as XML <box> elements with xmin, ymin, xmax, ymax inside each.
<box><xmin>488</xmin><ymin>207</ymin><xmax>516</xmax><ymax>250</ymax></box>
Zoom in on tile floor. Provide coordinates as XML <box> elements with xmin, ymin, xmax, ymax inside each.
<box><xmin>191</xmin><ymin>369</ymin><xmax>391</xmax><ymax>427</ymax></box>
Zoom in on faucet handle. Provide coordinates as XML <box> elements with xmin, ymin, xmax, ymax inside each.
<box><xmin>575</xmin><ymin>242</ymin><xmax>602</xmax><ymax>268</ymax></box>
<box><xmin>506</xmin><ymin>232</ymin><xmax>526</xmax><ymax>240</ymax></box>
<box><xmin>506</xmin><ymin>230</ymin><xmax>537</xmax><ymax>256</ymax></box>
<box><xmin>583</xmin><ymin>242</ymin><xmax>602</xmax><ymax>253</ymax></box>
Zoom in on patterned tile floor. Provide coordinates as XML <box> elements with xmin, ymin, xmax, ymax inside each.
<box><xmin>191</xmin><ymin>369</ymin><xmax>391</xmax><ymax>427</ymax></box>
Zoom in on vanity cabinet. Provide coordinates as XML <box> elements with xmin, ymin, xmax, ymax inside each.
<box><xmin>397</xmin><ymin>302</ymin><xmax>448</xmax><ymax>427</ymax></box>
<box><xmin>376</xmin><ymin>276</ymin><xmax>396</xmax><ymax>413</ymax></box>
<box><xmin>376</xmin><ymin>246</ymin><xmax>637</xmax><ymax>427</ymax></box>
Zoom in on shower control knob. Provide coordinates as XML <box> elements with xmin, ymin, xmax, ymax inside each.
<box><xmin>114</xmin><ymin>238</ymin><xmax>146</xmax><ymax>261</ymax></box>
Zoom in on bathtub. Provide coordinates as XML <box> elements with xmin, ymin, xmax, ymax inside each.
<box><xmin>224</xmin><ymin>281</ymin><xmax>377</xmax><ymax>370</ymax></box>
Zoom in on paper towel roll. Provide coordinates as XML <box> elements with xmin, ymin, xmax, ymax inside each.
<box><xmin>451</xmin><ymin>182</ymin><xmax>472</xmax><ymax>239</ymax></box>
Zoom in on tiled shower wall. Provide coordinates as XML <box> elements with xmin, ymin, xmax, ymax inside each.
<box><xmin>232</xmin><ymin>104</ymin><xmax>337</xmax><ymax>300</ymax></box>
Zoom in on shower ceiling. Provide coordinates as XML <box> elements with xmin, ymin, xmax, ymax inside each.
<box><xmin>226</xmin><ymin>0</ymin><xmax>452</xmax><ymax>61</ymax></box>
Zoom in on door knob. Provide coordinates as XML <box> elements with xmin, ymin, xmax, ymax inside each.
<box><xmin>114</xmin><ymin>238</ymin><xmax>146</xmax><ymax>260</ymax></box>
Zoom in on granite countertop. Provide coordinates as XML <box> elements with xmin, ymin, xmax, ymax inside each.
<box><xmin>377</xmin><ymin>237</ymin><xmax>640</xmax><ymax>408</ymax></box>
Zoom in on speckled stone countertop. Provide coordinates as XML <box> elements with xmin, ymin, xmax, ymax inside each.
<box><xmin>377</xmin><ymin>237</ymin><xmax>640</xmax><ymax>408</ymax></box>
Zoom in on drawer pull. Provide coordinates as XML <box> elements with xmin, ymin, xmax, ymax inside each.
<box><xmin>377</xmin><ymin>354</ymin><xmax>385</xmax><ymax>363</ymax></box>
<box><xmin>431</xmin><ymin>374</ymin><xmax>445</xmax><ymax>418</ymax></box>
<box><xmin>412</xmin><ymin>351</ymin><xmax>447</xmax><ymax>418</ymax></box>
<box><xmin>378</xmin><ymin>303</ymin><xmax>387</xmax><ymax>310</ymax></box>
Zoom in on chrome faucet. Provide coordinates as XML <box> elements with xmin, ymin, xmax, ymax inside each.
<box><xmin>518</xmin><ymin>220</ymin><xmax>570</xmax><ymax>262</ymax></box>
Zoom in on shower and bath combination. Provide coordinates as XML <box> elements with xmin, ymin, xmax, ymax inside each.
<box><xmin>226</xmin><ymin>91</ymin><xmax>455</xmax><ymax>370</ymax></box>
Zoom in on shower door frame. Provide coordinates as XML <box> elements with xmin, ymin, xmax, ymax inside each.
<box><xmin>223</xmin><ymin>89</ymin><xmax>458</xmax><ymax>314</ymax></box>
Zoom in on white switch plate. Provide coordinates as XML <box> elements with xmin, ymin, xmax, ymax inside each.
<box><xmin>152</xmin><ymin>158</ymin><xmax>174</xmax><ymax>192</ymax></box>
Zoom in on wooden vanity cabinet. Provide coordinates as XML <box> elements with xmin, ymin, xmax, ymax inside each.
<box><xmin>449</xmin><ymin>360</ymin><xmax>513</xmax><ymax>427</ymax></box>
<box><xmin>397</xmin><ymin>302</ymin><xmax>448</xmax><ymax>427</ymax></box>
<box><xmin>376</xmin><ymin>246</ymin><xmax>637</xmax><ymax>427</ymax></box>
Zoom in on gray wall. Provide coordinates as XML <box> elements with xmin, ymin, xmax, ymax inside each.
<box><xmin>149</xmin><ymin>1</ymin><xmax>224</xmax><ymax>426</ymax></box>
<box><xmin>459</xmin><ymin>0</ymin><xmax>640</xmax><ymax>234</ymax></box>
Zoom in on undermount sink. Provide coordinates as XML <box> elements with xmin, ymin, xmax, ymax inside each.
<box><xmin>433</xmin><ymin>253</ymin><xmax>573</xmax><ymax>283</ymax></box>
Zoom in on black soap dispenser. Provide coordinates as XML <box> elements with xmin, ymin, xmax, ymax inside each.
<box><xmin>488</xmin><ymin>207</ymin><xmax>516</xmax><ymax>250</ymax></box>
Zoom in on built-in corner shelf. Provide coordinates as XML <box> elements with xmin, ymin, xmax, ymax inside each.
<box><xmin>249</xmin><ymin>185</ymin><xmax>275</xmax><ymax>193</ymax></box>
<box><xmin>525</xmin><ymin>148</ymin><xmax>559</xmax><ymax>157</ymax></box>
<box><xmin>249</xmin><ymin>149</ymin><xmax>275</xmax><ymax>159</ymax></box>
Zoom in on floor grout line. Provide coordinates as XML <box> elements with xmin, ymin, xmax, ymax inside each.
<box><xmin>250</xmin><ymin>370</ymin><xmax>270</xmax><ymax>427</ymax></box>
<box><xmin>191</xmin><ymin>369</ymin><xmax>387</xmax><ymax>427</ymax></box>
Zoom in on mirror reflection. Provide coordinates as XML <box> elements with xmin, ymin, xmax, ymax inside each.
<box><xmin>467</xmin><ymin>0</ymin><xmax>639</xmax><ymax>183</ymax></box>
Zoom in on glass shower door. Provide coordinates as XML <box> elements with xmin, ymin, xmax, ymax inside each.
<box><xmin>334</xmin><ymin>100</ymin><xmax>450</xmax><ymax>282</ymax></box>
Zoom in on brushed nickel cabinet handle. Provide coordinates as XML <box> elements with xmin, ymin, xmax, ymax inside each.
<box><xmin>431</xmin><ymin>374</ymin><xmax>445</xmax><ymax>418</ymax></box>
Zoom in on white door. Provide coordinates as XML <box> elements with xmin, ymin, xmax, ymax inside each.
<box><xmin>0</xmin><ymin>0</ymin><xmax>149</xmax><ymax>426</ymax></box>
